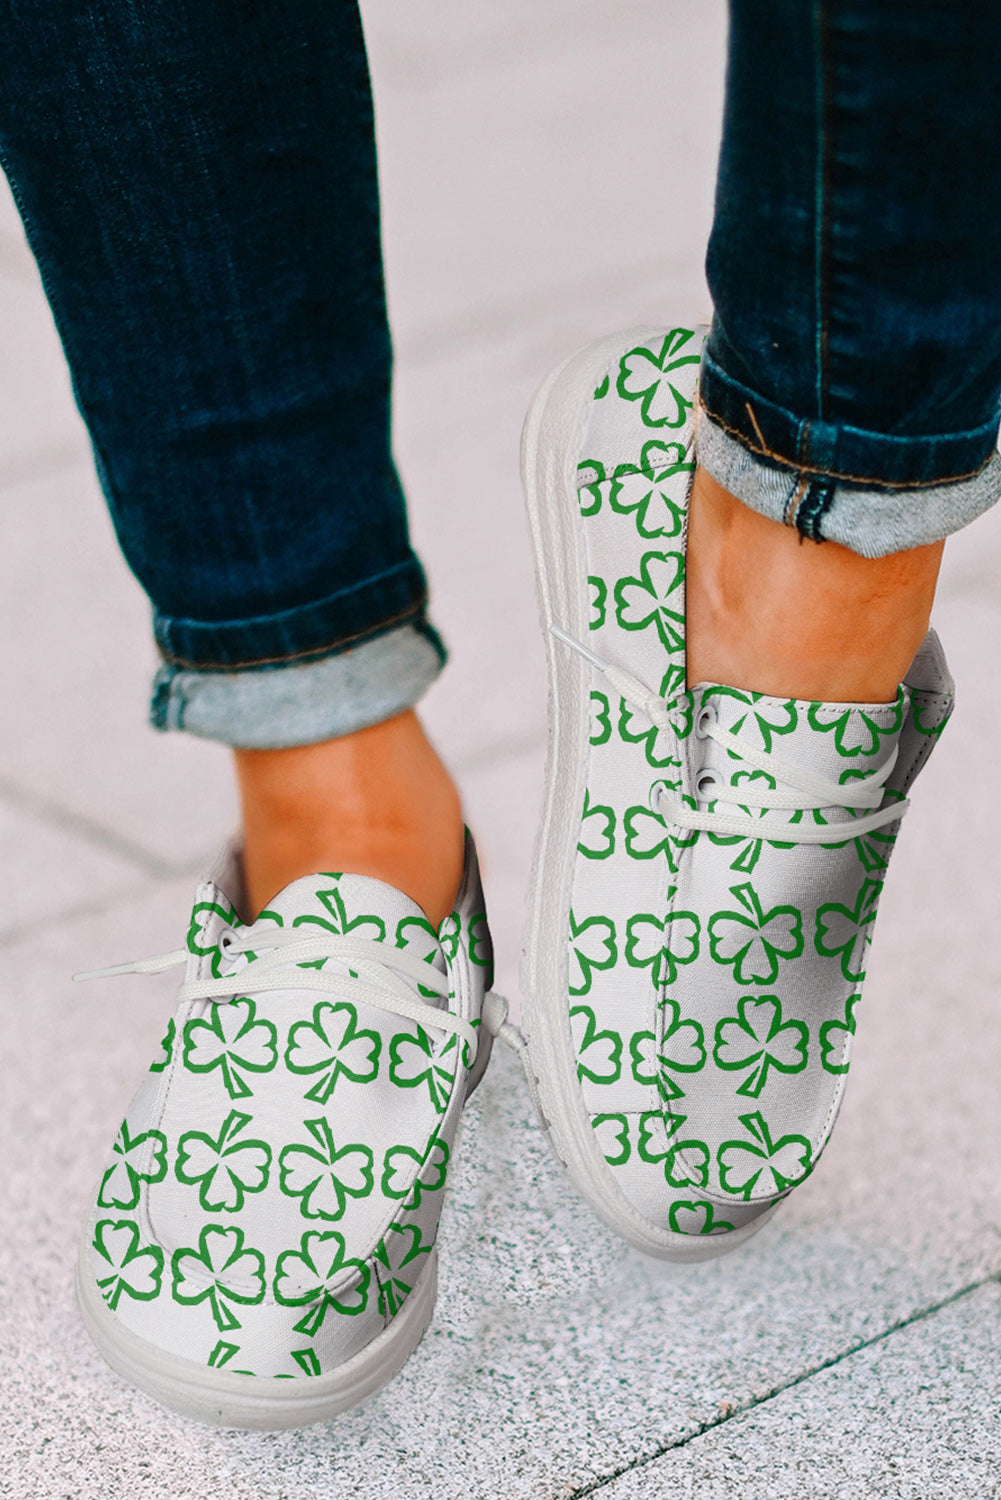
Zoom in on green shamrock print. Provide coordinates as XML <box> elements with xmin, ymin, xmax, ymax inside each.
<box><xmin>592</xmin><ymin>1113</ymin><xmax>631</xmax><ymax>1166</ymax></box>
<box><xmin>618</xmin><ymin>699</ymin><xmax>685</xmax><ymax>772</ymax></box>
<box><xmin>613</xmin><ymin>551</ymin><xmax>686</xmax><ymax>654</ymax></box>
<box><xmin>807</xmin><ymin>688</ymin><xmax>905</xmax><ymax>758</ymax></box>
<box><xmin>588</xmin><ymin>575</ymin><xmax>607</xmax><ymax>631</ymax></box>
<box><xmin>624</xmin><ymin>903</ymin><xmax>700</xmax><ymax>988</ymax></box>
<box><xmin>98</xmin><ymin>1119</ymin><xmax>167</xmax><ymax>1210</ymax></box>
<box><xmin>186</xmin><ymin>900</ymin><xmax>239</xmax><ymax>961</ymax></box>
<box><xmin>468</xmin><ymin>912</ymin><xmax>493</xmax><ymax>972</ymax></box>
<box><xmin>577</xmin><ymin>459</ymin><xmax>606</xmax><ymax>516</ymax></box>
<box><xmin>668</xmin><ymin>1200</ymin><xmax>735</xmax><ymax>1236</ymax></box>
<box><xmin>819</xmin><ymin>993</ymin><xmax>860</xmax><ymax>1075</ymax></box>
<box><xmin>149</xmin><ymin>1017</ymin><xmax>175</xmax><ymax>1073</ymax></box>
<box><xmin>278</xmin><ymin>1118</ymin><xmax>375</xmax><ymax>1222</ymax></box>
<box><xmin>578</xmin><ymin>788</ymin><xmax>616</xmax><ymax>860</ymax></box>
<box><xmin>372</xmin><ymin>1232</ymin><xmax>424</xmax><ymax>1319</ymax></box>
<box><xmin>717</xmin><ymin>1111</ymin><xmax>813</xmax><ymax>1200</ymax></box>
<box><xmin>622</xmin><ymin>804</ymin><xmax>698</xmax><ymax>874</ymax></box>
<box><xmin>568</xmin><ymin>911</ymin><xmax>617</xmax><ymax>995</ymax></box>
<box><xmin>286</xmin><ymin>1001</ymin><xmax>380</xmax><ymax>1105</ymax></box>
<box><xmin>388</xmin><ymin>1027</ymin><xmax>454</xmax><ymax>1113</ymax></box>
<box><xmin>175</xmin><ymin>1109</ymin><xmax>271</xmax><ymax>1213</ymax></box>
<box><xmin>183</xmin><ymin>998</ymin><xmax>278</xmax><ymax>1101</ymax></box>
<box><xmin>705</xmin><ymin>771</ymin><xmax>796</xmax><ymax>875</ymax></box>
<box><xmin>594</xmin><ymin>373</ymin><xmax>610</xmax><ymax>400</ymax></box>
<box><xmin>815</xmin><ymin>877</ymin><xmax>882</xmax><ymax>982</ymax></box>
<box><xmin>615</xmin><ymin>329</ymin><xmax>701</xmax><ymax>428</ymax></box>
<box><xmin>608</xmin><ymin>441</ymin><xmax>693</xmax><ymax>538</ymax></box>
<box><xmin>171</xmin><ymin>1225</ymin><xmax>266</xmax><ymax>1332</ymax></box>
<box><xmin>292</xmin><ymin>883</ymin><xmax>387</xmax><ymax>947</ymax></box>
<box><xmin>571</xmin><ymin>1005</ymin><xmax>623</xmax><ymax>1084</ymax></box>
<box><xmin>273</xmin><ymin>1230</ymin><xmax>370</xmax><ymax>1336</ymax></box>
<box><xmin>395</xmin><ymin>915</ymin><xmax>445</xmax><ymax>997</ymax></box>
<box><xmin>636</xmin><ymin>1117</ymin><xmax>710</xmax><ymax>1189</ymax></box>
<box><xmin>706</xmin><ymin>689</ymin><xmax>798</xmax><ymax>755</ymax></box>
<box><xmin>437</xmin><ymin>912</ymin><xmax>460</xmax><ymax>963</ymax></box>
<box><xmin>207</xmin><ymin>1340</ymin><xmax>241</xmax><ymax>1369</ymax></box>
<box><xmin>93</xmin><ymin>1219</ymin><xmax>164</xmax><ymax>1312</ymax></box>
<box><xmin>713</xmin><ymin>996</ymin><xmax>808</xmax><ymax>1098</ymax></box>
<box><xmin>381</xmin><ymin>1137</ymin><xmax>449</xmax><ymax>1205</ymax></box>
<box><xmin>631</xmin><ymin>999</ymin><xmax>706</xmax><ymax>1086</ymax></box>
<box><xmin>292</xmin><ymin>1348</ymin><xmax>322</xmax><ymax>1376</ymax></box>
<box><xmin>708</xmin><ymin>882</ymin><xmax>804</xmax><ymax>985</ymax></box>
<box><xmin>912</xmin><ymin>689</ymin><xmax>951</xmax><ymax>740</ymax></box>
<box><xmin>590</xmin><ymin>690</ymin><xmax>612</xmax><ymax>746</ymax></box>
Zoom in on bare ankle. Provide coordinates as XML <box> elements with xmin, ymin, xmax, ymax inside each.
<box><xmin>234</xmin><ymin>711</ymin><xmax>465</xmax><ymax>925</ymax></box>
<box><xmin>686</xmin><ymin>467</ymin><xmax>944</xmax><ymax>701</ymax></box>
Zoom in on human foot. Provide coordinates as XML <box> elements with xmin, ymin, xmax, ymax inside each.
<box><xmin>519</xmin><ymin>324</ymin><xmax>954</xmax><ymax>1260</ymax></box>
<box><xmin>685</xmin><ymin>466</ymin><xmax>944</xmax><ymax>702</ymax></box>
<box><xmin>234</xmin><ymin>710</ymin><xmax>465</xmax><ymax>926</ymax></box>
<box><xmin>76</xmin><ymin>836</ymin><xmax>494</xmax><ymax>1426</ymax></box>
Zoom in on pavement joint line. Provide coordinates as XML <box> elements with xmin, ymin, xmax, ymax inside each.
<box><xmin>0</xmin><ymin>769</ymin><xmax>185</xmax><ymax>881</ymax></box>
<box><xmin>573</xmin><ymin>1270</ymin><xmax>1001</xmax><ymax>1497</ymax></box>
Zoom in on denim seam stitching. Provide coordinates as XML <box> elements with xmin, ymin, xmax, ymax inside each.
<box><xmin>699</xmin><ymin>398</ymin><xmax>996</xmax><ymax>491</ymax></box>
<box><xmin>157</xmin><ymin>596</ymin><xmax>429</xmax><ymax>672</ymax></box>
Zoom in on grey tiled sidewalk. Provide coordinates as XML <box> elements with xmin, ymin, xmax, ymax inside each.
<box><xmin>2</xmin><ymin>4</ymin><xmax>1001</xmax><ymax>1496</ymax></box>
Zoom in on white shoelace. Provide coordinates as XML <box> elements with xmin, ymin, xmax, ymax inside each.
<box><xmin>75</xmin><ymin>925</ymin><xmax>487</xmax><ymax>1057</ymax></box>
<box><xmin>553</xmin><ymin>626</ymin><xmax>908</xmax><ymax>846</ymax></box>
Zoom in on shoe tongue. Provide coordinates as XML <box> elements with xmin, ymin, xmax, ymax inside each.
<box><xmin>695</xmin><ymin>682</ymin><xmax>907</xmax><ymax>785</ymax></box>
<box><xmin>248</xmin><ymin>870</ymin><xmax>446</xmax><ymax>984</ymax></box>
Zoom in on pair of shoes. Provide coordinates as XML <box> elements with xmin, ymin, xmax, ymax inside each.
<box><xmin>76</xmin><ymin>324</ymin><xmax>954</xmax><ymax>1427</ymax></box>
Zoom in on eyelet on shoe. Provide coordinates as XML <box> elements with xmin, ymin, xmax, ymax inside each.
<box><xmin>695</xmin><ymin>704</ymin><xmax>716</xmax><ymax>738</ymax></box>
<box><xmin>217</xmin><ymin>927</ymin><xmax>240</xmax><ymax>958</ymax></box>
<box><xmin>648</xmin><ymin>779</ymin><xmax>669</xmax><ymax>814</ymax></box>
<box><xmin>696</xmin><ymin>767</ymin><xmax>722</xmax><ymax>800</ymax></box>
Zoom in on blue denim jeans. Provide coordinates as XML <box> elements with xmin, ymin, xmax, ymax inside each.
<box><xmin>1</xmin><ymin>2</ymin><xmax>999</xmax><ymax>748</ymax></box>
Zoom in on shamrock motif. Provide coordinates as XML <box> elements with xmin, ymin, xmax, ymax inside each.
<box><xmin>705</xmin><ymin>770</ymin><xmax>796</xmax><ymax>874</ymax></box>
<box><xmin>468</xmin><ymin>912</ymin><xmax>493</xmax><ymax>972</ymax></box>
<box><xmin>437</xmin><ymin>912</ymin><xmax>460</xmax><ymax>963</ymax></box>
<box><xmin>388</xmin><ymin>1027</ymin><xmax>454</xmax><ymax>1113</ymax></box>
<box><xmin>381</xmin><ymin>1137</ymin><xmax>449</xmax><ymax>1206</ymax></box>
<box><xmin>149</xmin><ymin>1017</ymin><xmax>175</xmax><ymax>1073</ymax></box>
<box><xmin>372</xmin><ymin>1230</ymin><xmax>427</xmax><ymax>1319</ymax></box>
<box><xmin>589</xmin><ymin>690</ymin><xmax>612</xmax><ymax>747</ymax></box>
<box><xmin>668</xmin><ymin>1200</ymin><xmax>735</xmax><ymax>1236</ymax></box>
<box><xmin>171</xmin><ymin>1225</ymin><xmax>266</xmax><ymax>1331</ymax></box>
<box><xmin>286</xmin><ymin>1001</ymin><xmax>380</xmax><ymax>1104</ymax></box>
<box><xmin>636</xmin><ymin>1117</ymin><xmax>710</xmax><ymax>1188</ymax></box>
<box><xmin>568</xmin><ymin>911</ymin><xmax>617</xmax><ymax>995</ymax></box>
<box><xmin>616</xmin><ymin>329</ymin><xmax>701</xmax><ymax>428</ymax></box>
<box><xmin>578</xmin><ymin>789</ymin><xmax>616</xmax><ymax>860</ymax></box>
<box><xmin>912</xmin><ymin>690</ymin><xmax>952</xmax><ymax>740</ymax></box>
<box><xmin>624</xmin><ymin>903</ymin><xmax>700</xmax><ymax>989</ymax></box>
<box><xmin>717</xmin><ymin>1112</ymin><xmax>813</xmax><ymax>1200</ymax></box>
<box><xmin>207</xmin><ymin>1340</ymin><xmax>241</xmax><ymax>1369</ymax></box>
<box><xmin>183</xmin><ymin>998</ymin><xmax>278</xmax><ymax>1100</ymax></box>
<box><xmin>807</xmin><ymin>688</ymin><xmax>904</xmax><ymax>758</ymax></box>
<box><xmin>292</xmin><ymin>882</ymin><xmax>387</xmax><ymax>954</ymax></box>
<box><xmin>713</xmin><ymin>996</ymin><xmax>808</xmax><ymax>1098</ymax></box>
<box><xmin>175</xmin><ymin>1109</ymin><xmax>272</xmax><ymax>1212</ymax></box>
<box><xmin>707</xmin><ymin>689</ymin><xmax>798</xmax><ymax>754</ymax></box>
<box><xmin>815</xmin><ymin>877</ymin><xmax>882</xmax><ymax>982</ymax></box>
<box><xmin>93</xmin><ymin>1219</ymin><xmax>164</xmax><ymax>1312</ymax></box>
<box><xmin>278</xmin><ymin>1118</ymin><xmax>375</xmax><ymax>1221</ymax></box>
<box><xmin>618</xmin><ymin>699</ymin><xmax>685</xmax><ymax>771</ymax></box>
<box><xmin>396</xmin><ymin>915</ymin><xmax>444</xmax><ymax>997</ymax></box>
<box><xmin>613</xmin><ymin>551</ymin><xmax>686</xmax><ymax>654</ymax></box>
<box><xmin>631</xmin><ymin>998</ymin><xmax>706</xmax><ymax>1087</ymax></box>
<box><xmin>186</xmin><ymin>900</ymin><xmax>239</xmax><ymax>962</ymax></box>
<box><xmin>98</xmin><ymin>1120</ymin><xmax>167</xmax><ymax>1210</ymax></box>
<box><xmin>708</xmin><ymin>882</ymin><xmax>804</xmax><ymax>985</ymax></box>
<box><xmin>273</xmin><ymin>1230</ymin><xmax>370</xmax><ymax>1336</ymax></box>
<box><xmin>292</xmin><ymin>1348</ymin><xmax>322</xmax><ymax>1376</ymax></box>
<box><xmin>819</xmin><ymin>994</ymin><xmax>860</xmax><ymax>1075</ymax></box>
<box><xmin>608</xmin><ymin>441</ymin><xmax>693</xmax><ymax>537</ymax></box>
<box><xmin>592</xmin><ymin>1113</ymin><xmax>630</xmax><ymax>1166</ymax></box>
<box><xmin>588</xmin><ymin>575</ymin><xmax>607</xmax><ymax>631</ymax></box>
<box><xmin>570</xmin><ymin>1005</ymin><xmax>623</xmax><ymax>1084</ymax></box>
<box><xmin>576</xmin><ymin>459</ymin><xmax>606</xmax><ymax>516</ymax></box>
<box><xmin>622</xmin><ymin>804</ymin><xmax>698</xmax><ymax>874</ymax></box>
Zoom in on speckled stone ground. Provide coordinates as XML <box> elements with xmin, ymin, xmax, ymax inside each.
<box><xmin>2</xmin><ymin>4</ymin><xmax>1001</xmax><ymax>1497</ymax></box>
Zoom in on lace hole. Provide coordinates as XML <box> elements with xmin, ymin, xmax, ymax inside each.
<box><xmin>648</xmin><ymin>779</ymin><xmax>668</xmax><ymax>814</ymax></box>
<box><xmin>695</xmin><ymin>705</ymin><xmax>716</xmax><ymax>739</ymax></box>
<box><xmin>218</xmin><ymin>927</ymin><xmax>239</xmax><ymax>957</ymax></box>
<box><xmin>696</xmin><ymin>768</ymin><xmax>722</xmax><ymax>799</ymax></box>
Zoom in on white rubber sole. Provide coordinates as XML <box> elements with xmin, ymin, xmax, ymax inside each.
<box><xmin>519</xmin><ymin>329</ymin><xmax>777</xmax><ymax>1263</ymax></box>
<box><xmin>76</xmin><ymin>1242</ymin><xmax>438</xmax><ymax>1430</ymax></box>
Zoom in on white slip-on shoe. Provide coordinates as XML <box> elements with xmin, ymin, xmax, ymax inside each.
<box><xmin>520</xmin><ymin>325</ymin><xmax>954</xmax><ymax>1262</ymax></box>
<box><xmin>76</xmin><ymin>832</ymin><xmax>497</xmax><ymax>1428</ymax></box>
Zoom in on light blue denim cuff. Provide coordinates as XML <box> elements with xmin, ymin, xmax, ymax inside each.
<box><xmin>150</xmin><ymin>622</ymin><xmax>443</xmax><ymax>749</ymax></box>
<box><xmin>697</xmin><ymin>405</ymin><xmax>1001</xmax><ymax>558</ymax></box>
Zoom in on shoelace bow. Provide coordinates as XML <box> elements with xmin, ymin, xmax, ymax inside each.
<box><xmin>553</xmin><ymin>626</ymin><xmax>909</xmax><ymax>845</ymax></box>
<box><xmin>75</xmin><ymin>924</ymin><xmax>521</xmax><ymax>1066</ymax></box>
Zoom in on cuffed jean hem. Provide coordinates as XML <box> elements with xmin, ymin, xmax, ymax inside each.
<box><xmin>697</xmin><ymin>405</ymin><xmax>1001</xmax><ymax>559</ymax></box>
<box><xmin>149</xmin><ymin>619</ymin><xmax>445</xmax><ymax>749</ymax></box>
